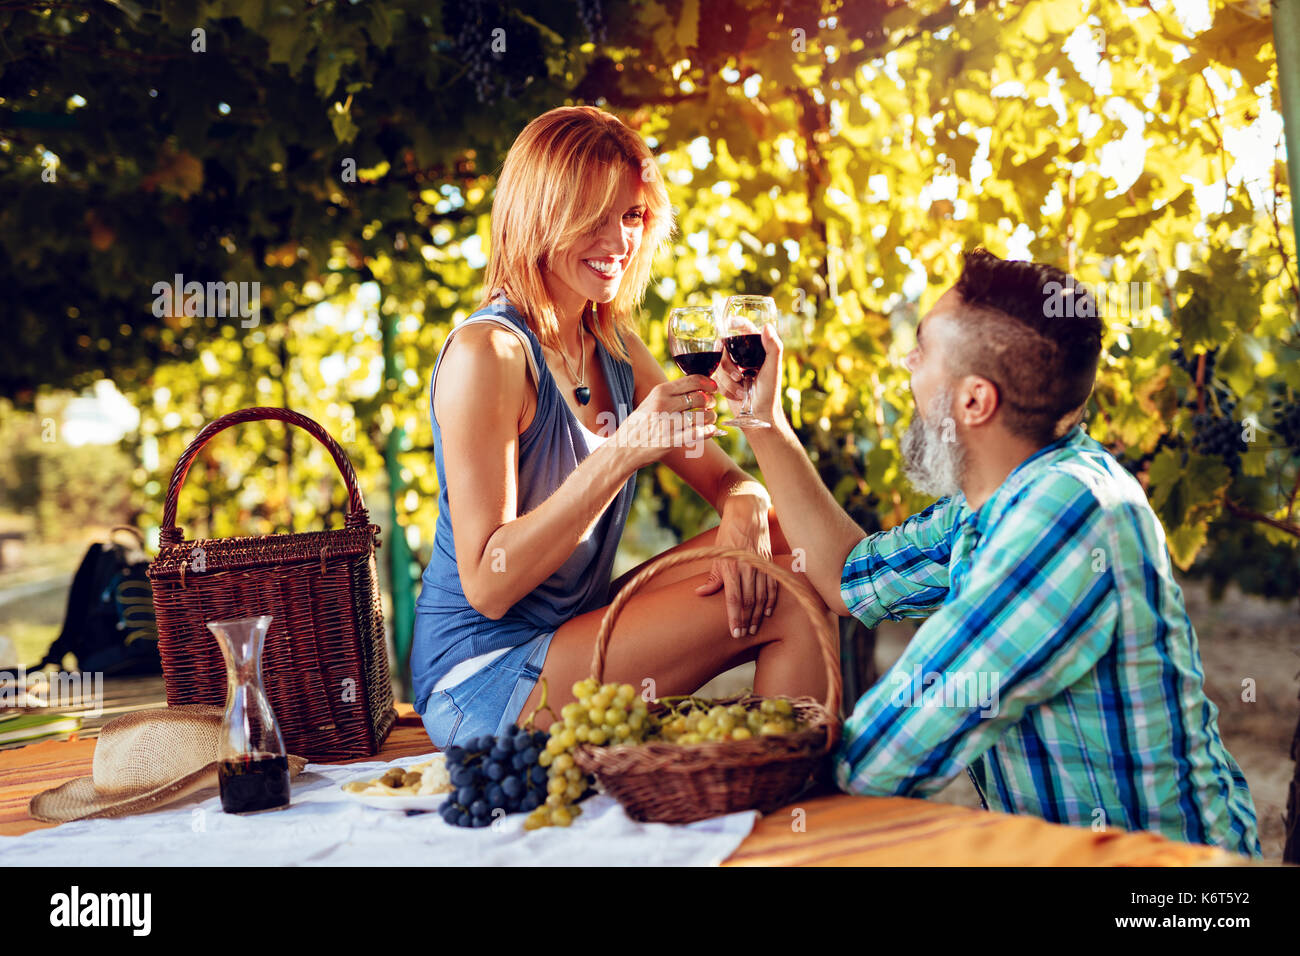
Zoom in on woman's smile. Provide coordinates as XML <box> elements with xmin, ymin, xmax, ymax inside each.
<box><xmin>581</xmin><ymin>256</ymin><xmax>625</xmax><ymax>281</ymax></box>
<box><xmin>585</xmin><ymin>254</ymin><xmax>624</xmax><ymax>280</ymax></box>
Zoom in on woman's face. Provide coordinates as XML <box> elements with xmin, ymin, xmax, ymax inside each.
<box><xmin>544</xmin><ymin>168</ymin><xmax>646</xmax><ymax>317</ymax></box>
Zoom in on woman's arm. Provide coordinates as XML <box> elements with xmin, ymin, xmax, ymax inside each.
<box><xmin>624</xmin><ymin>332</ymin><xmax>778</xmax><ymax>636</ymax></box>
<box><xmin>625</xmin><ymin>331</ymin><xmax>764</xmax><ymax>510</ymax></box>
<box><xmin>436</xmin><ymin>324</ymin><xmax>717</xmax><ymax>620</ymax></box>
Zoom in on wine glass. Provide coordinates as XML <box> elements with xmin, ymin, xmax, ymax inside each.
<box><xmin>668</xmin><ymin>306</ymin><xmax>727</xmax><ymax>435</ymax></box>
<box><xmin>721</xmin><ymin>295</ymin><xmax>776</xmax><ymax>429</ymax></box>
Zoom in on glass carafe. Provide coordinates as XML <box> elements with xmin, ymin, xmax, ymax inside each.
<box><xmin>207</xmin><ymin>615</ymin><xmax>291</xmax><ymax>814</ymax></box>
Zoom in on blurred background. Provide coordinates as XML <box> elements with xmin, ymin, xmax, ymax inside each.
<box><xmin>1</xmin><ymin>0</ymin><xmax>1297</xmax><ymax>856</ymax></box>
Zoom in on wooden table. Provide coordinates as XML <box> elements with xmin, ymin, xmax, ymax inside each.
<box><xmin>0</xmin><ymin>698</ymin><xmax>1237</xmax><ymax>866</ymax></box>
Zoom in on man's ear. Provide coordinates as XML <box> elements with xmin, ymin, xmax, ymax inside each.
<box><xmin>959</xmin><ymin>374</ymin><xmax>1000</xmax><ymax>428</ymax></box>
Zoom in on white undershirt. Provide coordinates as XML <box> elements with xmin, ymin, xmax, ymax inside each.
<box><xmin>432</xmin><ymin>645</ymin><xmax>511</xmax><ymax>692</ymax></box>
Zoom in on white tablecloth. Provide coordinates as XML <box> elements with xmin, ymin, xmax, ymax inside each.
<box><xmin>1</xmin><ymin>753</ymin><xmax>758</xmax><ymax>866</ymax></box>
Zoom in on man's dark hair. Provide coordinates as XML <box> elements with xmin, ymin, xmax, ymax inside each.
<box><xmin>948</xmin><ymin>248</ymin><xmax>1104</xmax><ymax>446</ymax></box>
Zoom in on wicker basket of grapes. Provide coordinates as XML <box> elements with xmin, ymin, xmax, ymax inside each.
<box><xmin>570</xmin><ymin>546</ymin><xmax>842</xmax><ymax>824</ymax></box>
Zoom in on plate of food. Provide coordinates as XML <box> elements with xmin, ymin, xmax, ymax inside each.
<box><xmin>340</xmin><ymin>755</ymin><xmax>453</xmax><ymax>810</ymax></box>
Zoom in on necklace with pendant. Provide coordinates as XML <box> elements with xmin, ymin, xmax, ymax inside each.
<box><xmin>557</xmin><ymin>304</ymin><xmax>592</xmax><ymax>406</ymax></box>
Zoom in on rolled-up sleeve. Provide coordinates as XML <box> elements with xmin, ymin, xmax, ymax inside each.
<box><xmin>839</xmin><ymin>495</ymin><xmax>963</xmax><ymax>628</ymax></box>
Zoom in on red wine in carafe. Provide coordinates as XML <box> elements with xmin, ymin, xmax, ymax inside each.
<box><xmin>673</xmin><ymin>350</ymin><xmax>722</xmax><ymax>377</ymax></box>
<box><xmin>724</xmin><ymin>334</ymin><xmax>765</xmax><ymax>375</ymax></box>
<box><xmin>218</xmin><ymin>752</ymin><xmax>290</xmax><ymax>813</ymax></box>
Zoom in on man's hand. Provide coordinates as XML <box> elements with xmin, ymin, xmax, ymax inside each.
<box><xmin>718</xmin><ymin>322</ymin><xmax>787</xmax><ymax>430</ymax></box>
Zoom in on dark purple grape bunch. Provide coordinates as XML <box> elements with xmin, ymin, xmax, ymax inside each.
<box><xmin>444</xmin><ymin>0</ymin><xmax>548</xmax><ymax>104</ymax></box>
<box><xmin>448</xmin><ymin>0</ymin><xmax>503</xmax><ymax>104</ymax></box>
<box><xmin>578</xmin><ymin>0</ymin><xmax>607</xmax><ymax>43</ymax></box>
<box><xmin>1170</xmin><ymin>341</ymin><xmax>1218</xmax><ymax>379</ymax></box>
<box><xmin>1170</xmin><ymin>340</ymin><xmax>1246</xmax><ymax>474</ymax></box>
<box><xmin>1191</xmin><ymin>396</ymin><xmax>1247</xmax><ymax>476</ymax></box>
<box><xmin>439</xmin><ymin>725</ymin><xmax>550</xmax><ymax>828</ymax></box>
<box><xmin>1272</xmin><ymin>397</ymin><xmax>1300</xmax><ymax>454</ymax></box>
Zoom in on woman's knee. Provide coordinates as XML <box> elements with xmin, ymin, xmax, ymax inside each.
<box><xmin>767</xmin><ymin>553</ymin><xmax>828</xmax><ymax>605</ymax></box>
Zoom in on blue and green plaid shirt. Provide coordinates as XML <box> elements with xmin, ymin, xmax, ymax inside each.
<box><xmin>834</xmin><ymin>424</ymin><xmax>1261</xmax><ymax>857</ymax></box>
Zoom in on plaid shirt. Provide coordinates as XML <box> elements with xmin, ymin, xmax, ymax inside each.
<box><xmin>834</xmin><ymin>424</ymin><xmax>1261</xmax><ymax>857</ymax></box>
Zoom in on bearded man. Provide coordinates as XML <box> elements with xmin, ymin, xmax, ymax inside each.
<box><xmin>717</xmin><ymin>248</ymin><xmax>1260</xmax><ymax>857</ymax></box>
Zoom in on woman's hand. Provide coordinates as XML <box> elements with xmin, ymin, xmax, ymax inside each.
<box><xmin>614</xmin><ymin>374</ymin><xmax>720</xmax><ymax>468</ymax></box>
<box><xmin>694</xmin><ymin>497</ymin><xmax>779</xmax><ymax>638</ymax></box>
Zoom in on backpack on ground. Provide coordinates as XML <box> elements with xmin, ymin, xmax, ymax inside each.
<box><xmin>30</xmin><ymin>526</ymin><xmax>161</xmax><ymax>676</ymax></box>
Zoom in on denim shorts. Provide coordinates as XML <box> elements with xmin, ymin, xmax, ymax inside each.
<box><xmin>418</xmin><ymin>630</ymin><xmax>555</xmax><ymax>749</ymax></box>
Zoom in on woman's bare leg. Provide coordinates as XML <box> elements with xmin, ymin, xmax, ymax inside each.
<box><xmin>516</xmin><ymin>551</ymin><xmax>834</xmax><ymax>726</ymax></box>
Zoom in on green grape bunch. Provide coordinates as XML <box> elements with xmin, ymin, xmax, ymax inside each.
<box><xmin>519</xmin><ymin>683</ymin><xmax>809</xmax><ymax>829</ymax></box>
<box><xmin>524</xmin><ymin>679</ymin><xmax>649</xmax><ymax>829</ymax></box>
<box><xmin>653</xmin><ymin>697</ymin><xmax>803</xmax><ymax>744</ymax></box>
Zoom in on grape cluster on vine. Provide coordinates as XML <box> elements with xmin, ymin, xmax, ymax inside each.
<box><xmin>438</xmin><ymin>727</ymin><xmax>550</xmax><ymax>828</ymax></box>
<box><xmin>445</xmin><ymin>0</ymin><xmax>546</xmax><ymax>105</ymax></box>
<box><xmin>446</xmin><ymin>0</ymin><xmax>501</xmax><ymax>104</ymax></box>
<box><xmin>1271</xmin><ymin>398</ymin><xmax>1300</xmax><ymax>454</ymax></box>
<box><xmin>577</xmin><ymin>0</ymin><xmax>607</xmax><ymax>44</ymax></box>
<box><xmin>1191</xmin><ymin>410</ymin><xmax>1247</xmax><ymax>475</ymax></box>
<box><xmin>1170</xmin><ymin>341</ymin><xmax>1218</xmax><ymax>380</ymax></box>
<box><xmin>1166</xmin><ymin>340</ymin><xmax>1255</xmax><ymax>475</ymax></box>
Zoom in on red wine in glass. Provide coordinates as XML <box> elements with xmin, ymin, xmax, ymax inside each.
<box><xmin>724</xmin><ymin>334</ymin><xmax>765</xmax><ymax>374</ymax></box>
<box><xmin>668</xmin><ymin>306</ymin><xmax>726</xmax><ymax>436</ymax></box>
<box><xmin>721</xmin><ymin>296</ymin><xmax>777</xmax><ymax>428</ymax></box>
<box><xmin>673</xmin><ymin>350</ymin><xmax>723</xmax><ymax>377</ymax></box>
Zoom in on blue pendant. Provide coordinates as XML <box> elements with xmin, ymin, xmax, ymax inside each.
<box><xmin>575</xmin><ymin>386</ymin><xmax>591</xmax><ymax>406</ymax></box>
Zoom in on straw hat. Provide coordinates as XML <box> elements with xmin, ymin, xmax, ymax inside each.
<box><xmin>29</xmin><ymin>704</ymin><xmax>309</xmax><ymax>822</ymax></box>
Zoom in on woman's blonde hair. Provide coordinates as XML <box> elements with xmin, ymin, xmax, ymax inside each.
<box><xmin>477</xmin><ymin>105</ymin><xmax>674</xmax><ymax>363</ymax></box>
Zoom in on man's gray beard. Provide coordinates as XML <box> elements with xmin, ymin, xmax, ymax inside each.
<box><xmin>900</xmin><ymin>385</ymin><xmax>968</xmax><ymax>499</ymax></box>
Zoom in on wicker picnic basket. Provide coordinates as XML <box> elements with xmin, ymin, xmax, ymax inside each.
<box><xmin>572</xmin><ymin>546</ymin><xmax>842</xmax><ymax>823</ymax></box>
<box><xmin>145</xmin><ymin>407</ymin><xmax>397</xmax><ymax>761</ymax></box>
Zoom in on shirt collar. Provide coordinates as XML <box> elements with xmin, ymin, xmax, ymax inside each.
<box><xmin>956</xmin><ymin>424</ymin><xmax>1088</xmax><ymax>537</ymax></box>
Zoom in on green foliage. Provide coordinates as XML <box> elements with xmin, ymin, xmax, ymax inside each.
<box><xmin>0</xmin><ymin>396</ymin><xmax>135</xmax><ymax>540</ymax></box>
<box><xmin>1187</xmin><ymin>514</ymin><xmax>1300</xmax><ymax>601</ymax></box>
<box><xmin>1</xmin><ymin>0</ymin><xmax>1296</xmax><ymax>594</ymax></box>
<box><xmin>0</xmin><ymin>0</ymin><xmax>580</xmax><ymax>394</ymax></box>
<box><xmin>616</xmin><ymin>0</ymin><xmax>1299</xmax><ymax>572</ymax></box>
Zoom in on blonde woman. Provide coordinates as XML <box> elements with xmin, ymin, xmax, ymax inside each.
<box><xmin>413</xmin><ymin>106</ymin><xmax>832</xmax><ymax>749</ymax></box>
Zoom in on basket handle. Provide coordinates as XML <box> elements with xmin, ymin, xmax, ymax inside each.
<box><xmin>158</xmin><ymin>406</ymin><xmax>370</xmax><ymax>546</ymax></box>
<box><xmin>591</xmin><ymin>545</ymin><xmax>843</xmax><ymax>723</ymax></box>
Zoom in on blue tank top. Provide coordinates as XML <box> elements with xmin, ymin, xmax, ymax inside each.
<box><xmin>410</xmin><ymin>297</ymin><xmax>638</xmax><ymax>713</ymax></box>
